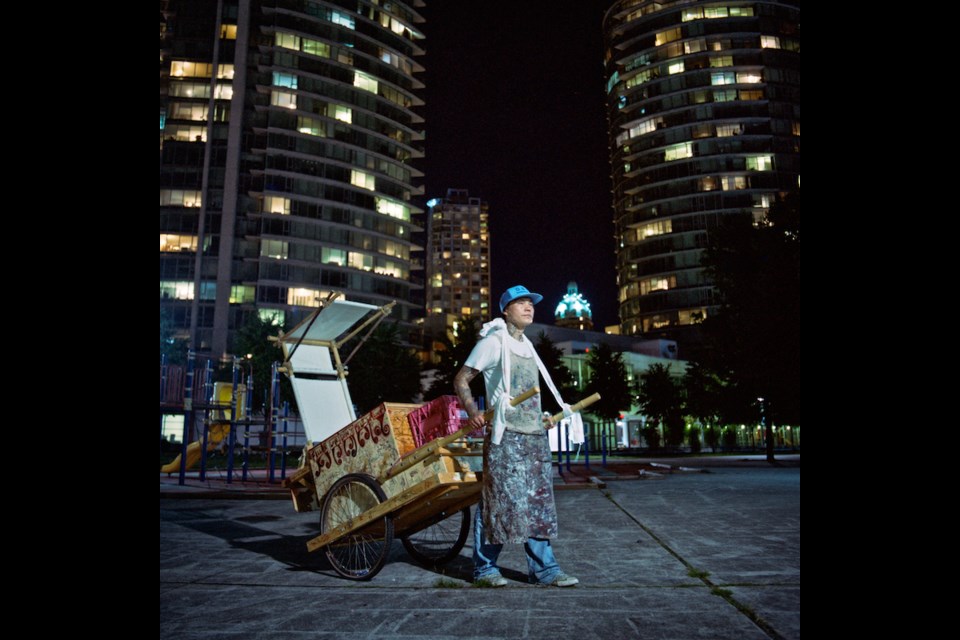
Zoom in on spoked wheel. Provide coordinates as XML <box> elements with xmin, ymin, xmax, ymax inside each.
<box><xmin>320</xmin><ymin>473</ymin><xmax>393</xmax><ymax>580</ymax></box>
<box><xmin>401</xmin><ymin>506</ymin><xmax>471</xmax><ymax>567</ymax></box>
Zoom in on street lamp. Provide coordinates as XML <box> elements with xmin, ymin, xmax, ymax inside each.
<box><xmin>245</xmin><ymin>353</ymin><xmax>255</xmax><ymax>392</ymax></box>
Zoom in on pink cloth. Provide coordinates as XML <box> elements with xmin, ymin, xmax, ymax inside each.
<box><xmin>407</xmin><ymin>396</ymin><xmax>469</xmax><ymax>447</ymax></box>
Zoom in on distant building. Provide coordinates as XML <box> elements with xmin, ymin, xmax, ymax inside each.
<box><xmin>554</xmin><ymin>281</ymin><xmax>594</xmax><ymax>331</ymax></box>
<box><xmin>423</xmin><ymin>189</ymin><xmax>492</xmax><ymax>340</ymax></box>
<box><xmin>602</xmin><ymin>0</ymin><xmax>800</xmax><ymax>348</ymax></box>
<box><xmin>160</xmin><ymin>0</ymin><xmax>427</xmax><ymax>357</ymax></box>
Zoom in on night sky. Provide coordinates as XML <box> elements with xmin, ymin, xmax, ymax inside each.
<box><xmin>419</xmin><ymin>1</ymin><xmax>618</xmax><ymax>329</ymax></box>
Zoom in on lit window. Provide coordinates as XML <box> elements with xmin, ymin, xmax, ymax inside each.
<box><xmin>746</xmin><ymin>155</ymin><xmax>773</xmax><ymax>171</ymax></box>
<box><xmin>229</xmin><ymin>285</ymin><xmax>255</xmax><ymax>304</ymax></box>
<box><xmin>297</xmin><ymin>116</ymin><xmax>324</xmax><ymax>136</ymax></box>
<box><xmin>606</xmin><ymin>71</ymin><xmax>620</xmax><ymax>94</ymax></box>
<box><xmin>739</xmin><ymin>89</ymin><xmax>764</xmax><ymax>101</ymax></box>
<box><xmin>264</xmin><ymin>196</ymin><xmax>290</xmax><ymax>215</ymax></box>
<box><xmin>704</xmin><ymin>7</ymin><xmax>729</xmax><ymax>19</ymax></box>
<box><xmin>167</xmin><ymin>81</ymin><xmax>233</xmax><ymax>100</ymax></box>
<box><xmin>684</xmin><ymin>39</ymin><xmax>706</xmax><ymax>54</ymax></box>
<box><xmin>431</xmin><ymin>274</ymin><xmax>442</xmax><ymax>288</ymax></box>
<box><xmin>737</xmin><ymin>72</ymin><xmax>762</xmax><ymax>84</ymax></box>
<box><xmin>721</xmin><ymin>176</ymin><xmax>748</xmax><ymax>190</ymax></box>
<box><xmin>170</xmin><ymin>61</ymin><xmax>213</xmax><ymax>78</ymax></box>
<box><xmin>678</xmin><ymin>308</ymin><xmax>707</xmax><ymax>325</ymax></box>
<box><xmin>664</xmin><ymin>142</ymin><xmax>693</xmax><ymax>161</ymax></box>
<box><xmin>271</xmin><ymin>90</ymin><xmax>297</xmax><ymax>109</ymax></box>
<box><xmin>216</xmin><ymin>64</ymin><xmax>234</xmax><ymax>80</ymax></box>
<box><xmin>730</xmin><ymin>7</ymin><xmax>754</xmax><ymax>17</ymax></box>
<box><xmin>321</xmin><ymin>247</ymin><xmax>347</xmax><ymax>266</ymax></box>
<box><xmin>636</xmin><ymin>219</ymin><xmax>672</xmax><ymax>239</ymax></box>
<box><xmin>390</xmin><ymin>17</ymin><xmax>406</xmax><ymax>35</ymax></box>
<box><xmin>716</xmin><ymin>124</ymin><xmax>742</xmax><ymax>137</ymax></box>
<box><xmin>275</xmin><ymin>32</ymin><xmax>301</xmax><ymax>50</ymax></box>
<box><xmin>655</xmin><ymin>28</ymin><xmax>681</xmax><ymax>46</ymax></box>
<box><xmin>273</xmin><ymin>72</ymin><xmax>298</xmax><ymax>89</ymax></box>
<box><xmin>260</xmin><ymin>239</ymin><xmax>289</xmax><ymax>259</ymax></box>
<box><xmin>258</xmin><ymin>309</ymin><xmax>285</xmax><ymax>325</ymax></box>
<box><xmin>354</xmin><ymin>71</ymin><xmax>379</xmax><ymax>94</ymax></box>
<box><xmin>303</xmin><ymin>38</ymin><xmax>330</xmax><ymax>57</ymax></box>
<box><xmin>625</xmin><ymin>69</ymin><xmax>653</xmax><ymax>89</ymax></box>
<box><xmin>713</xmin><ymin>89</ymin><xmax>736</xmax><ymax>102</ymax></box>
<box><xmin>698</xmin><ymin>176</ymin><xmax>718</xmax><ymax>191</ymax></box>
<box><xmin>668</xmin><ymin>61</ymin><xmax>684</xmax><ymax>75</ymax></box>
<box><xmin>761</xmin><ymin>35</ymin><xmax>781</xmax><ymax>49</ymax></box>
<box><xmin>640</xmin><ymin>276</ymin><xmax>676</xmax><ymax>295</ymax></box>
<box><xmin>160</xmin><ymin>281</ymin><xmax>194</xmax><ymax>300</ymax></box>
<box><xmin>711</xmin><ymin>71</ymin><xmax>735</xmax><ymax>85</ymax></box>
<box><xmin>194</xmin><ymin>282</ymin><xmax>215</xmax><ymax>300</ymax></box>
<box><xmin>681</xmin><ymin>8</ymin><xmax>703</xmax><ymax>21</ymax></box>
<box><xmin>643</xmin><ymin>314</ymin><xmax>673</xmax><ymax>331</ymax></box>
<box><xmin>375</xmin><ymin>197</ymin><xmax>410</xmax><ymax>221</ymax></box>
<box><xmin>753</xmin><ymin>194</ymin><xmax>772</xmax><ymax>209</ymax></box>
<box><xmin>351</xmin><ymin>170</ymin><xmax>375</xmax><ymax>191</ymax></box>
<box><xmin>287</xmin><ymin>288</ymin><xmax>322</xmax><ymax>307</ymax></box>
<box><xmin>160</xmin><ymin>234</ymin><xmax>198</xmax><ymax>252</ymax></box>
<box><xmin>331</xmin><ymin>11</ymin><xmax>355</xmax><ymax>29</ymax></box>
<box><xmin>791</xmin><ymin>121</ymin><xmax>801</xmax><ymax>136</ymax></box>
<box><xmin>622</xmin><ymin>116</ymin><xmax>662</xmax><ymax>143</ymax></box>
<box><xmin>328</xmin><ymin>104</ymin><xmax>352</xmax><ymax>123</ymax></box>
<box><xmin>349</xmin><ymin>252</ymin><xmax>374</xmax><ymax>271</ymax></box>
<box><xmin>220</xmin><ymin>24</ymin><xmax>237</xmax><ymax>39</ymax></box>
<box><xmin>160</xmin><ymin>190</ymin><xmax>203</xmax><ymax>207</ymax></box>
<box><xmin>710</xmin><ymin>56</ymin><xmax>733</xmax><ymax>68</ymax></box>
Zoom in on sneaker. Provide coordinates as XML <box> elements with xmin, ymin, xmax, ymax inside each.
<box><xmin>543</xmin><ymin>573</ymin><xmax>579</xmax><ymax>587</ymax></box>
<box><xmin>474</xmin><ymin>574</ymin><xmax>508</xmax><ymax>587</ymax></box>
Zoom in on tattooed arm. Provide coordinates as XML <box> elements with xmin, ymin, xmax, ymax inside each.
<box><xmin>454</xmin><ymin>365</ymin><xmax>486</xmax><ymax>430</ymax></box>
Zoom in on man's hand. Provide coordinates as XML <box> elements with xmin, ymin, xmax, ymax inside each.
<box><xmin>466</xmin><ymin>412</ymin><xmax>487</xmax><ymax>431</ymax></box>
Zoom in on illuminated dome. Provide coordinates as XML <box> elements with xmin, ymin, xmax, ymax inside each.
<box><xmin>554</xmin><ymin>281</ymin><xmax>593</xmax><ymax>331</ymax></box>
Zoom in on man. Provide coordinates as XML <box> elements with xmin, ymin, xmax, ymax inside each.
<box><xmin>454</xmin><ymin>285</ymin><xmax>579</xmax><ymax>587</ymax></box>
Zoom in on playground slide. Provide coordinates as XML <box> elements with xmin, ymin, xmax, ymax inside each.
<box><xmin>161</xmin><ymin>423</ymin><xmax>230</xmax><ymax>474</ymax></box>
<box><xmin>161</xmin><ymin>441</ymin><xmax>209</xmax><ymax>474</ymax></box>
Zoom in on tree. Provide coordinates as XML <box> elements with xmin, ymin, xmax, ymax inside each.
<box><xmin>342</xmin><ymin>322</ymin><xmax>422</xmax><ymax>414</ymax></box>
<box><xmin>424</xmin><ymin>317</ymin><xmax>483</xmax><ymax>401</ymax></box>
<box><xmin>583</xmin><ymin>342</ymin><xmax>633</xmax><ymax>422</ymax></box>
<box><xmin>232</xmin><ymin>312</ymin><xmax>292</xmax><ymax>411</ymax></box>
<box><xmin>682</xmin><ymin>361</ymin><xmax>725</xmax><ymax>453</ymax></box>
<box><xmin>534</xmin><ymin>332</ymin><xmax>577</xmax><ymax>413</ymax></box>
<box><xmin>160</xmin><ymin>307</ymin><xmax>189</xmax><ymax>365</ymax></box>
<box><xmin>700</xmin><ymin>191</ymin><xmax>800</xmax><ymax>460</ymax></box>
<box><xmin>637</xmin><ymin>364</ymin><xmax>685</xmax><ymax>448</ymax></box>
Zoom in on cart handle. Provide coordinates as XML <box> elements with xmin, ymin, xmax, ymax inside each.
<box><xmin>380</xmin><ymin>386</ymin><xmax>540</xmax><ymax>481</ymax></box>
<box><xmin>544</xmin><ymin>393</ymin><xmax>602</xmax><ymax>429</ymax></box>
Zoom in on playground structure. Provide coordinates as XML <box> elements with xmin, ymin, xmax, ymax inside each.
<box><xmin>159</xmin><ymin>349</ymin><xmax>307</xmax><ymax>485</ymax></box>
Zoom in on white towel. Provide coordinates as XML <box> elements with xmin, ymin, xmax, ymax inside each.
<box><xmin>479</xmin><ymin>318</ymin><xmax>585</xmax><ymax>445</ymax></box>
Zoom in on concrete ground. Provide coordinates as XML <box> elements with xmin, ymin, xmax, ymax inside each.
<box><xmin>160</xmin><ymin>458</ymin><xmax>799</xmax><ymax>639</ymax></box>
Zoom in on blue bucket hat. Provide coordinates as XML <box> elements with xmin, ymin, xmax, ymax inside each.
<box><xmin>499</xmin><ymin>285</ymin><xmax>543</xmax><ymax>312</ymax></box>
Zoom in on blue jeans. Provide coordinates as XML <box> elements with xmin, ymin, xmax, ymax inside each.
<box><xmin>472</xmin><ymin>500</ymin><xmax>564</xmax><ymax>584</ymax></box>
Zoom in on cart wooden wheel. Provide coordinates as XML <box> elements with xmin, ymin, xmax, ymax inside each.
<box><xmin>320</xmin><ymin>473</ymin><xmax>394</xmax><ymax>580</ymax></box>
<box><xmin>401</xmin><ymin>506</ymin><xmax>471</xmax><ymax>567</ymax></box>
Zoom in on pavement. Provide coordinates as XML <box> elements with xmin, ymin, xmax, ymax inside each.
<box><xmin>160</xmin><ymin>455</ymin><xmax>800</xmax><ymax>639</ymax></box>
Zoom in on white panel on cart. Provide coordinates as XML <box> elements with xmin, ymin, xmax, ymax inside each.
<box><xmin>291</xmin><ymin>377</ymin><xmax>355</xmax><ymax>443</ymax></box>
